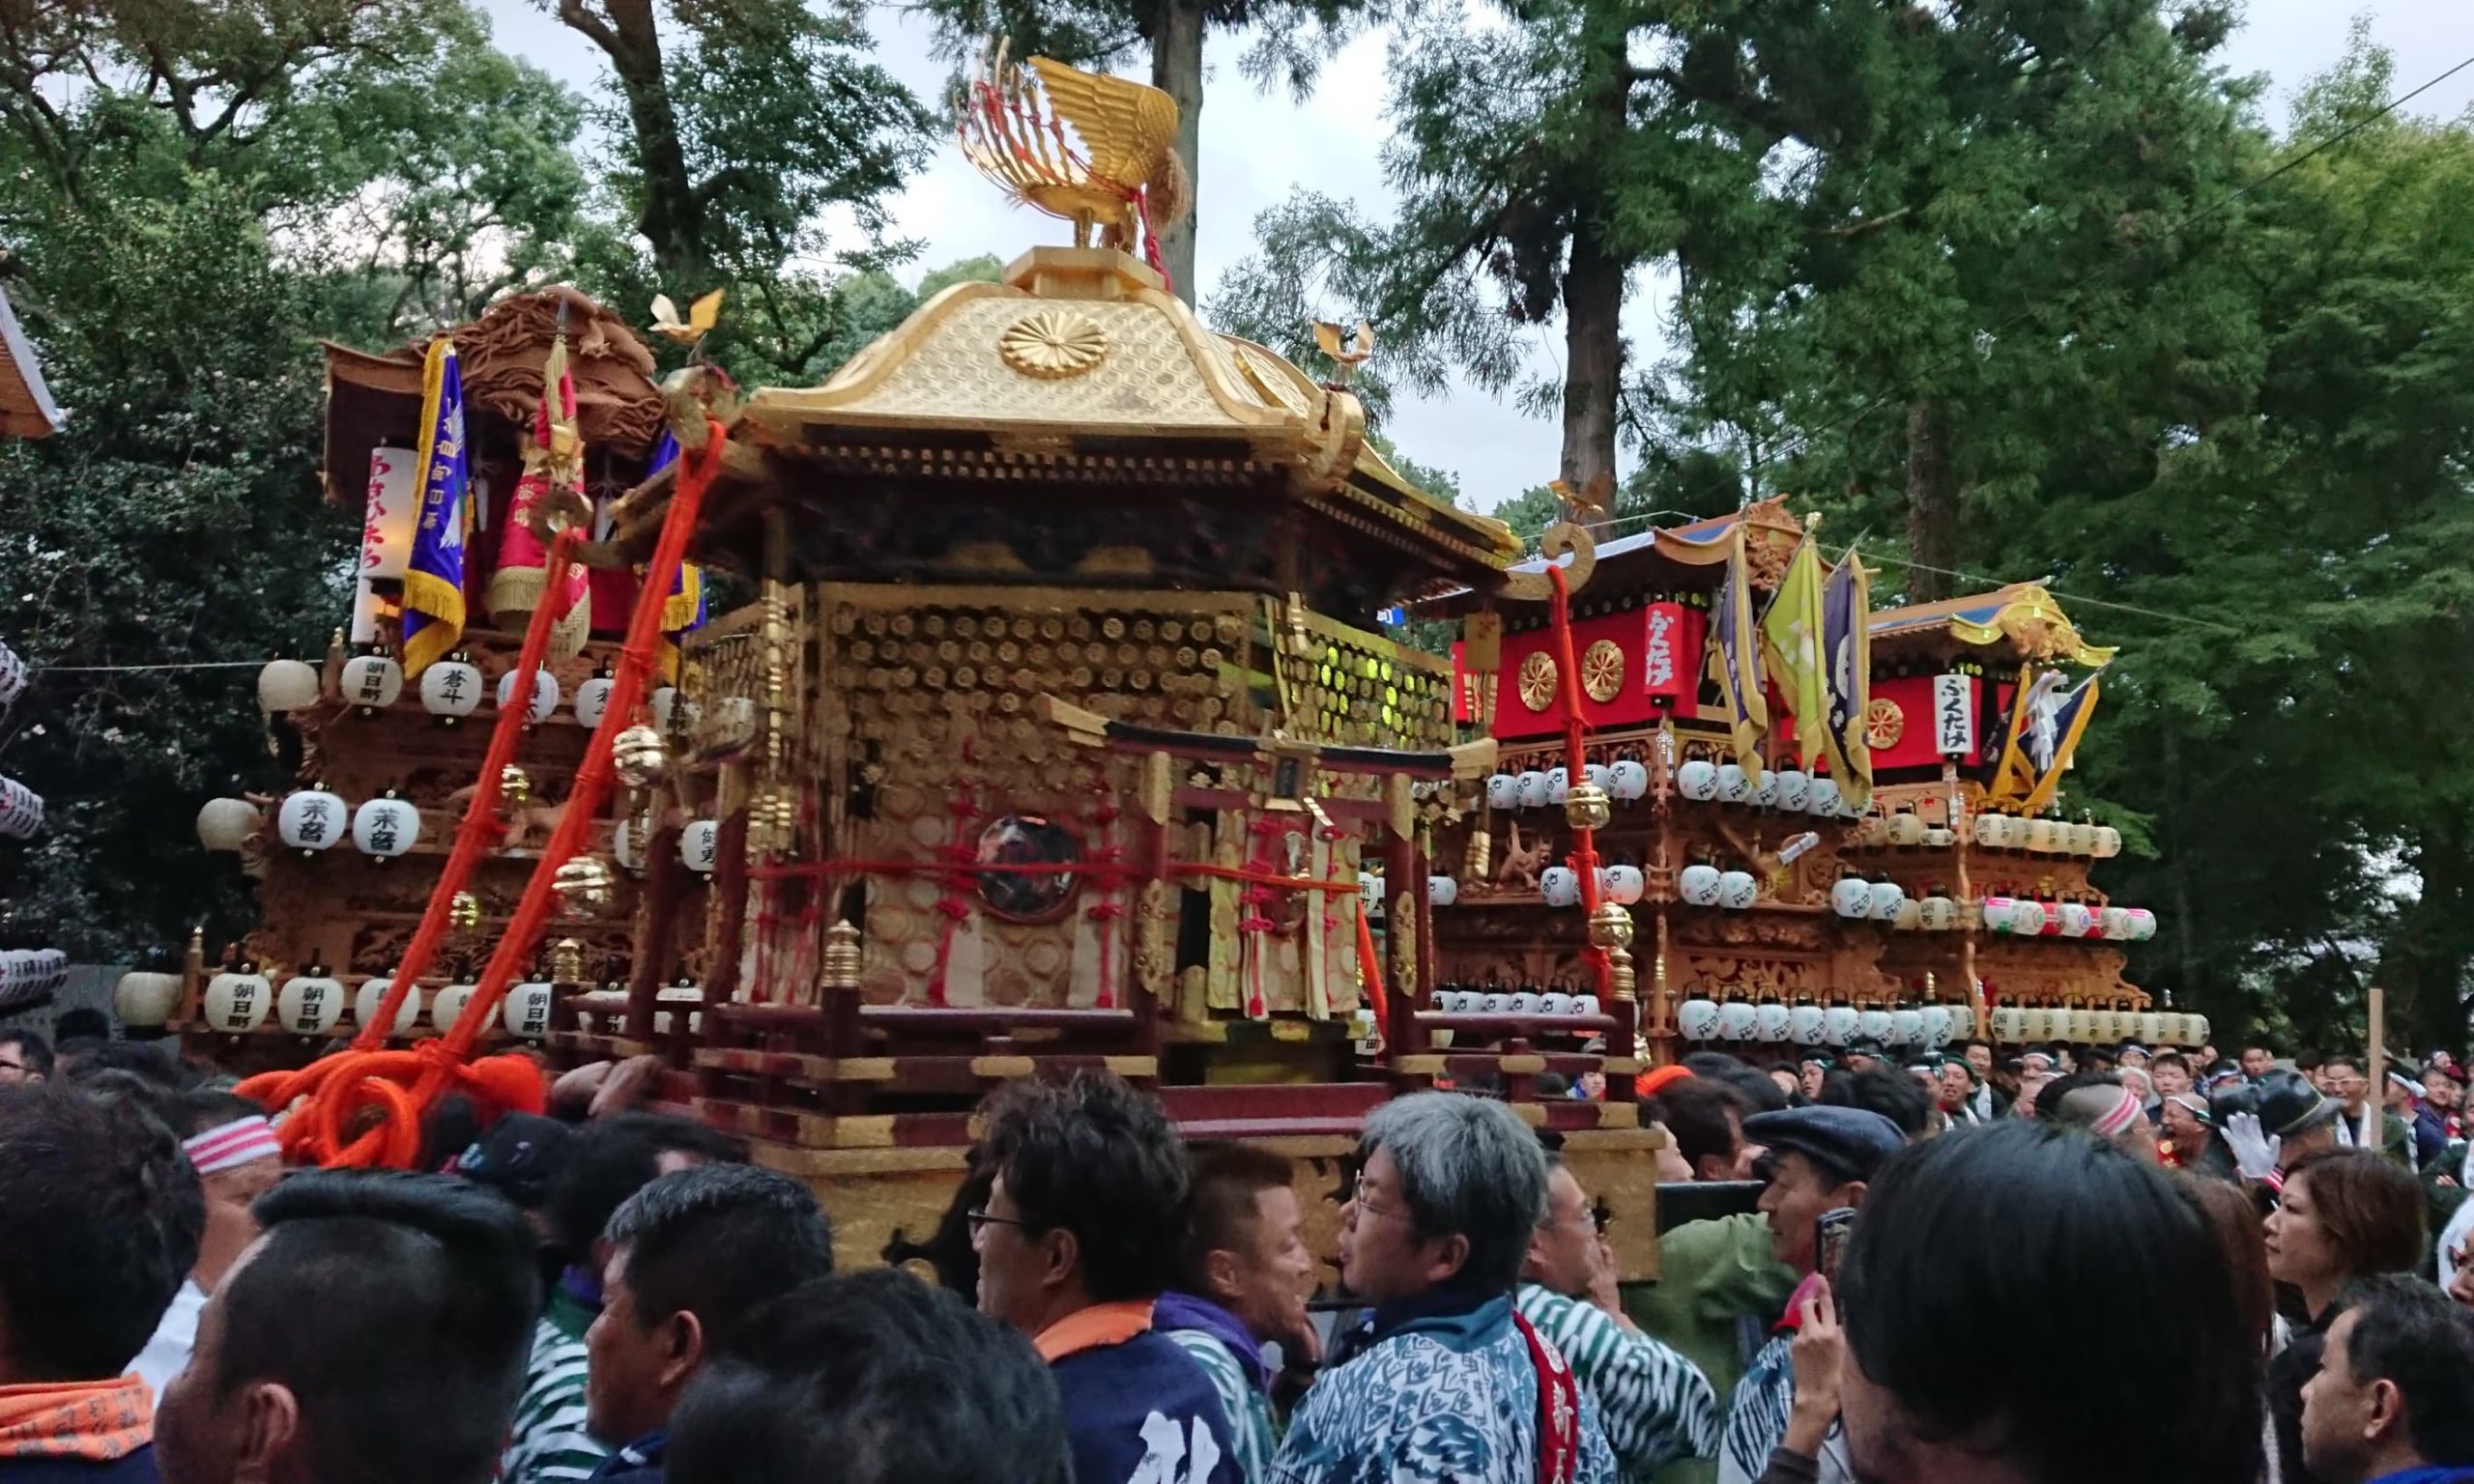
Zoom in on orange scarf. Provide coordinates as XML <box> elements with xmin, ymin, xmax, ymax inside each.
<box><xmin>0</xmin><ymin>1374</ymin><xmax>153</xmax><ymax>1462</ymax></box>
<box><xmin>1034</xmin><ymin>1299</ymin><xmax>1156</xmax><ymax>1362</ymax></box>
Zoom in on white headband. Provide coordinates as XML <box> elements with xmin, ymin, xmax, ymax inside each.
<box><xmin>184</xmin><ymin>1116</ymin><xmax>280</xmax><ymax>1176</ymax></box>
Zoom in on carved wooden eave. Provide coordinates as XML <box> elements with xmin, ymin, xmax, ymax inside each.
<box><xmin>596</xmin><ymin>247</ymin><xmax>1520</xmax><ymax>580</ymax></box>
<box><xmin>1412</xmin><ymin>498</ymin><xmax>1809</xmax><ymax>618</ymax></box>
<box><xmin>1869</xmin><ymin>583</ymin><xmax>2118</xmax><ymax>668</ymax></box>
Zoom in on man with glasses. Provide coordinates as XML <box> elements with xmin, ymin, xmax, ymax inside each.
<box><xmin>2319</xmin><ymin>1055</ymin><xmax>2412</xmax><ymax>1168</ymax></box>
<box><xmin>0</xmin><ymin>1027</ymin><xmax>49</xmax><ymax>1082</ymax></box>
<box><xmin>1270</xmin><ymin>1092</ymin><xmax>1616</xmax><ymax>1484</ymax></box>
<box><xmin>1517</xmin><ymin>1139</ymin><xmax>1719</xmax><ymax>1482</ymax></box>
<box><xmin>972</xmin><ymin>1071</ymin><xmax>1240</xmax><ymax>1484</ymax></box>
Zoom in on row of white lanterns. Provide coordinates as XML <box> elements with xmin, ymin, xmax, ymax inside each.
<box><xmin>1429</xmin><ymin>988</ymin><xmax>1605</xmax><ymax>1016</ymax></box>
<box><xmin>1990</xmin><ymin>1006</ymin><xmax>2210</xmax><ymax>1045</ymax></box>
<box><xmin>1972</xmin><ymin>813</ymin><xmax>2123</xmax><ymax>857</ymax></box>
<box><xmin>266</xmin><ymin>653</ymin><xmax>691</xmax><ymax>732</ymax></box>
<box><xmin>1982</xmin><ymin>897</ymin><xmax>2158</xmax><ymax>940</ymax></box>
<box><xmin>1681</xmin><ymin>997</ymin><xmax>1976</xmax><ymax>1049</ymax></box>
<box><xmin>198</xmin><ymin>967</ymin><xmax>557</xmax><ymax>1040</ymax></box>
<box><xmin>204</xmin><ymin>788</ymin><xmax>723</xmax><ymax>877</ymax></box>
<box><xmin>0</xmin><ymin>948</ymin><xmax>68</xmax><ymax>1007</ymax></box>
<box><xmin>1485</xmin><ymin>761</ymin><xmax>1651</xmax><ymax>811</ymax></box>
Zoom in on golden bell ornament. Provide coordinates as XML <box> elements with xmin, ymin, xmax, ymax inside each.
<box><xmin>500</xmin><ymin>765</ymin><xmax>532</xmax><ymax>810</ymax></box>
<box><xmin>553</xmin><ymin>856</ymin><xmax>618</xmax><ymax>919</ymax></box>
<box><xmin>1565</xmin><ymin>782</ymin><xmax>1614</xmax><ymax>833</ymax></box>
<box><xmin>613</xmin><ymin>725</ymin><xmax>668</xmax><ymax>788</ymax></box>
<box><xmin>820</xmin><ymin>919</ymin><xmax>864</xmax><ymax>994</ymax></box>
<box><xmin>1588</xmin><ymin>900</ymin><xmax>1636</xmax><ymax>951</ymax></box>
<box><xmin>447</xmin><ymin>891</ymin><xmax>483</xmax><ymax>932</ymax></box>
<box><xmin>549</xmin><ymin>937</ymin><xmax>587</xmax><ymax>983</ymax></box>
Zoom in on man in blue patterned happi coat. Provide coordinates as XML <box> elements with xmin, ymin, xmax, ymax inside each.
<box><xmin>1270</xmin><ymin>1093</ymin><xmax>1618</xmax><ymax>1484</ymax></box>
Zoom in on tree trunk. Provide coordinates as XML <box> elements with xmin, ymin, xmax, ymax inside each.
<box><xmin>1559</xmin><ymin>220</ymin><xmax>1623</xmax><ymax>509</ymax></box>
<box><xmin>1904</xmin><ymin>401</ymin><xmax>1960</xmax><ymax>601</ymax></box>
<box><xmin>564</xmin><ymin>0</ymin><xmax>710</xmax><ymax>287</ymax></box>
<box><xmin>1149</xmin><ymin>0</ymin><xmax>1205</xmax><ymax>303</ymax></box>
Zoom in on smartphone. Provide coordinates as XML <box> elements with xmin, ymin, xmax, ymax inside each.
<box><xmin>1815</xmin><ymin>1206</ymin><xmax>1857</xmax><ymax>1282</ymax></box>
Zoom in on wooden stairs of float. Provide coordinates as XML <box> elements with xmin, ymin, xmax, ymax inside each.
<box><xmin>551</xmin><ymin>990</ymin><xmax>1641</xmax><ymax>1156</ymax></box>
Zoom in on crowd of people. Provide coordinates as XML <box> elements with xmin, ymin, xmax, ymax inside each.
<box><xmin>1</xmin><ymin>1017</ymin><xmax>2471</xmax><ymax>1484</ymax></box>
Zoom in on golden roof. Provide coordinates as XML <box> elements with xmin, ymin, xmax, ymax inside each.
<box><xmin>730</xmin><ymin>246</ymin><xmax>1520</xmax><ymax>569</ymax></box>
<box><xmin>1870</xmin><ymin>582</ymin><xmax>2117</xmax><ymax>667</ymax></box>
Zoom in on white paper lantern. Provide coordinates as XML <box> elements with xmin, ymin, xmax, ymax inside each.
<box><xmin>1918</xmin><ymin>895</ymin><xmax>1957</xmax><ymax>931</ymax></box>
<box><xmin>355</xmin><ymin>976</ymin><xmax>422</xmax><ymax>1037</ymax></box>
<box><xmin>0</xmin><ymin>639</ymin><xmax>23</xmax><ymax>713</ymax></box>
<box><xmin>257</xmin><ymin>658</ymin><xmax>321</xmax><ymax>714</ymax></box>
<box><xmin>1485</xmin><ymin>774</ymin><xmax>1519</xmax><ymax>810</ymax></box>
<box><xmin>1583</xmin><ymin>762</ymin><xmax>1613</xmax><ymax>795</ymax></box>
<box><xmin>1602</xmin><ymin>865</ymin><xmax>1645</xmax><ymax>905</ymax></box>
<box><xmin>195</xmin><ymin>797</ymin><xmax>263</xmax><ymax>852</ymax></box>
<box><xmin>1677</xmin><ymin>760</ymin><xmax>1719</xmax><ymax>801</ymax></box>
<box><xmin>2124</xmin><ymin>908</ymin><xmax>2157</xmax><ymax>942</ymax></box>
<box><xmin>1919</xmin><ymin>1005</ymin><xmax>1954</xmax><ymax>1050</ymax></box>
<box><xmin>1359</xmin><ymin>872</ymin><xmax>1384</xmax><ymax>919</ymax></box>
<box><xmin>1539</xmin><ymin>867</ymin><xmax>1580</xmax><ymax>908</ymax></box>
<box><xmin>2185</xmin><ymin>1012</ymin><xmax>2209</xmax><ymax>1045</ymax></box>
<box><xmin>2012</xmin><ymin>899</ymin><xmax>2053</xmax><ymax>935</ymax></box>
<box><xmin>420</xmin><ymin>657</ymin><xmax>483</xmax><ymax>719</ymax></box>
<box><xmin>1831</xmin><ymin>877</ymin><xmax>1872</xmax><ymax>918</ymax></box>
<box><xmin>1678</xmin><ymin>995</ymin><xmax>1722</xmax><ymax>1041</ymax></box>
<box><xmin>1884</xmin><ymin>812</ymin><xmax>1926</xmax><ymax>846</ymax></box>
<box><xmin>352</xmin><ymin>795</ymin><xmax>421</xmax><ymax>859</ymax></box>
<box><xmin>1427</xmin><ymin>874</ymin><xmax>1459</xmax><ymax>908</ymax></box>
<box><xmin>1752</xmin><ymin>768</ymin><xmax>1780</xmax><ymax>808</ymax></box>
<box><xmin>1679</xmin><ymin>864</ymin><xmax>1722</xmax><ymax>906</ymax></box>
<box><xmin>1545</xmin><ymin>766</ymin><xmax>1569</xmax><ymax>805</ymax></box>
<box><xmin>1789</xmin><ymin>1003</ymin><xmax>1826</xmax><ymax>1044</ymax></box>
<box><xmin>0</xmin><ymin>776</ymin><xmax>43</xmax><ymax>840</ymax></box>
<box><xmin>1823</xmin><ymin>1004</ymin><xmax>1859</xmax><ymax>1046</ymax></box>
<box><xmin>1716</xmin><ymin>999</ymin><xmax>1759</xmax><ymax>1040</ymax></box>
<box><xmin>430</xmin><ymin>982</ymin><xmax>478</xmax><ymax>1032</ymax></box>
<box><xmin>277</xmin><ymin>971</ymin><xmax>347</xmax><ymax>1035</ymax></box>
<box><xmin>1716</xmin><ymin>870</ymin><xmax>1758</xmax><ymax>910</ymax></box>
<box><xmin>2135</xmin><ymin>1011</ymin><xmax>2165</xmax><ymax>1044</ymax></box>
<box><xmin>1806</xmin><ymin>776</ymin><xmax>1842</xmax><ymax>816</ymax></box>
<box><xmin>2064</xmin><ymin>820</ymin><xmax>2098</xmax><ymax>855</ymax></box>
<box><xmin>113</xmin><ymin>970</ymin><xmax>182</xmax><ymax>1027</ymax></box>
<box><xmin>1608</xmin><ymin>760</ymin><xmax>1649</xmax><ymax>801</ymax></box>
<box><xmin>1992</xmin><ymin>1006</ymin><xmax>2026</xmax><ymax>1042</ymax></box>
<box><xmin>497</xmin><ymin>667</ymin><xmax>560</xmax><ymax>726</ymax></box>
<box><xmin>2099</xmin><ymin>905</ymin><xmax>2132</xmax><ymax>941</ymax></box>
<box><xmin>1947</xmin><ymin>1003</ymin><xmax>1975</xmax><ymax>1041</ymax></box>
<box><xmin>2092</xmin><ymin>825</ymin><xmax>2123</xmax><ymax>859</ymax></box>
<box><xmin>203</xmin><ymin>968</ymin><xmax>273</xmax><ymax>1034</ymax></box>
<box><xmin>680</xmin><ymin>819</ymin><xmax>721</xmax><ymax>874</ymax></box>
<box><xmin>340</xmin><ymin>653</ymin><xmax>404</xmax><ymax>711</ymax></box>
<box><xmin>1776</xmin><ymin>768</ymin><xmax>1810</xmax><ymax>813</ymax></box>
<box><xmin>2024</xmin><ymin>817</ymin><xmax>2061</xmax><ymax>853</ymax></box>
<box><xmin>2054</xmin><ymin>901</ymin><xmax>2094</xmax><ymax>938</ymax></box>
<box><xmin>1515</xmin><ymin>771</ymin><xmax>1552</xmax><ymax>809</ymax></box>
<box><xmin>275</xmin><ymin>786</ymin><xmax>348</xmax><ymax>853</ymax></box>
<box><xmin>1858</xmin><ymin>1006</ymin><xmax>1894</xmax><ymax>1042</ymax></box>
<box><xmin>0</xmin><ymin>949</ymin><xmax>65</xmax><ymax>1007</ymax></box>
<box><xmin>574</xmin><ymin>673</ymin><xmax>617</xmax><ymax>730</ymax></box>
<box><xmin>1893</xmin><ymin>896</ymin><xmax>1922</xmax><ymax>930</ymax></box>
<box><xmin>1890</xmin><ymin>1006</ymin><xmax>1923</xmax><ymax>1044</ymax></box>
<box><xmin>503</xmin><ymin>982</ymin><xmax>555</xmax><ymax>1039</ymax></box>
<box><xmin>1754</xmin><ymin>1001</ymin><xmax>1791</xmax><ymax>1042</ymax></box>
<box><xmin>1716</xmin><ymin>763</ymin><xmax>1752</xmax><ymax>804</ymax></box>
<box><xmin>1866</xmin><ymin>881</ymin><xmax>1905</xmax><ymax>922</ymax></box>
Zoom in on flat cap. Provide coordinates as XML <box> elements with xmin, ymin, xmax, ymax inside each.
<box><xmin>1745</xmin><ymin>1104</ymin><xmax>1908</xmax><ymax>1184</ymax></box>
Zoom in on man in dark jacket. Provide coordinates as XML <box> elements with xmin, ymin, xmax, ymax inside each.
<box><xmin>973</xmin><ymin>1072</ymin><xmax>1242</xmax><ymax>1484</ymax></box>
<box><xmin>0</xmin><ymin>1085</ymin><xmax>202</xmax><ymax>1484</ymax></box>
<box><xmin>582</xmin><ymin>1165</ymin><xmax>837</xmax><ymax>1484</ymax></box>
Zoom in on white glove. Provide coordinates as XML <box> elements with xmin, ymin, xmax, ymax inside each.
<box><xmin>2223</xmin><ymin>1111</ymin><xmax>2281</xmax><ymax>1182</ymax></box>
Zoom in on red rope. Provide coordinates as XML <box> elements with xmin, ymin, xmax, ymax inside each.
<box><xmin>238</xmin><ymin>422</ymin><xmax>731</xmax><ymax>1166</ymax></box>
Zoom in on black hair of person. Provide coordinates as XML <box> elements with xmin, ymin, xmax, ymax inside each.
<box><xmin>0</xmin><ymin>1084</ymin><xmax>203</xmax><ymax>1381</ymax></box>
<box><xmin>1825</xmin><ymin>1067</ymin><xmax>1935</xmax><ymax>1138</ymax></box>
<box><xmin>1177</xmin><ymin>1142</ymin><xmax>1299</xmax><ymax>1295</ymax></box>
<box><xmin>975</xmin><ymin>1070</ymin><xmax>1192</xmax><ymax>1302</ymax></box>
<box><xmin>604</xmin><ymin>1163</ymin><xmax>836</xmax><ymax>1351</ymax></box>
<box><xmin>51</xmin><ymin>1007</ymin><xmax>110</xmax><ymax>1042</ymax></box>
<box><xmin>882</xmin><ymin>1155</ymin><xmax>992</xmax><ymax>1298</ymax></box>
<box><xmin>542</xmin><ymin>1111</ymin><xmax>747</xmax><ymax>1257</ymax></box>
<box><xmin>0</xmin><ymin>1026</ymin><xmax>53</xmax><ymax>1077</ymax></box>
<box><xmin>1646</xmin><ymin>1077</ymin><xmax>1753</xmax><ymax>1172</ymax></box>
<box><xmin>61</xmin><ymin>1038</ymin><xmax>196</xmax><ymax>1088</ymax></box>
<box><xmin>666</xmin><ymin>1270</ymin><xmax>1070</xmax><ymax>1484</ymax></box>
<box><xmin>216</xmin><ymin>1171</ymin><xmax>538</xmax><ymax>1484</ymax></box>
<box><xmin>2326</xmin><ymin>1274</ymin><xmax>2474</xmax><ymax>1467</ymax></box>
<box><xmin>1836</xmin><ymin>1122</ymin><xmax>2261</xmax><ymax>1484</ymax></box>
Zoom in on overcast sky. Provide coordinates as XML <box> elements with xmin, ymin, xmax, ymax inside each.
<box><xmin>479</xmin><ymin>0</ymin><xmax>2474</xmax><ymax>513</ymax></box>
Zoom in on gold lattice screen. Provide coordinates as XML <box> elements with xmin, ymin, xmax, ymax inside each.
<box><xmin>1274</xmin><ymin>604</ymin><xmax>1455</xmax><ymax>750</ymax></box>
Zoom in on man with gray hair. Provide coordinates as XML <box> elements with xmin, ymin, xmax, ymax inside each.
<box><xmin>1268</xmin><ymin>1092</ymin><xmax>1617</xmax><ymax>1484</ymax></box>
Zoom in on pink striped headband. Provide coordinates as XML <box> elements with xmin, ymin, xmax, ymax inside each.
<box><xmin>2091</xmin><ymin>1087</ymin><xmax>2145</xmax><ymax>1139</ymax></box>
<box><xmin>184</xmin><ymin>1116</ymin><xmax>280</xmax><ymax>1176</ymax></box>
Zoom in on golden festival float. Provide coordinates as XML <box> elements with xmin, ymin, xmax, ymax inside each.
<box><xmin>148</xmin><ymin>54</ymin><xmax>2195</xmax><ymax>1274</ymax></box>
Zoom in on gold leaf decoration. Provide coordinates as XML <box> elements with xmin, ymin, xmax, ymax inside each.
<box><xmin>1580</xmin><ymin>639</ymin><xmax>1625</xmax><ymax>703</ymax></box>
<box><xmin>999</xmin><ymin>309</ymin><xmax>1110</xmax><ymax>380</ymax></box>
<box><xmin>1863</xmin><ymin>697</ymin><xmax>1905</xmax><ymax>750</ymax></box>
<box><xmin>1517</xmin><ymin>651</ymin><xmax>1559</xmax><ymax>713</ymax></box>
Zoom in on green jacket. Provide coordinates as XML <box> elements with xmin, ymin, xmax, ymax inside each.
<box><xmin>1621</xmin><ymin>1213</ymin><xmax>1798</xmax><ymax>1484</ymax></box>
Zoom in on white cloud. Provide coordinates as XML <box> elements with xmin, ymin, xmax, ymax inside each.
<box><xmin>475</xmin><ymin>0</ymin><xmax>2474</xmax><ymax>512</ymax></box>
